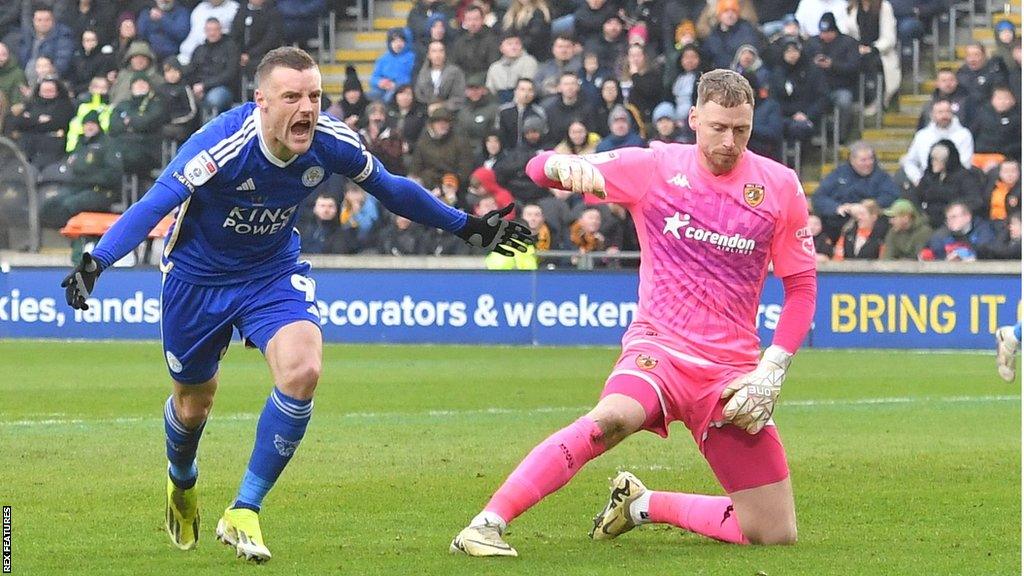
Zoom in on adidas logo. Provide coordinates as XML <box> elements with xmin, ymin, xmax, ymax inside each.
<box><xmin>235</xmin><ymin>178</ymin><xmax>256</xmax><ymax>191</ymax></box>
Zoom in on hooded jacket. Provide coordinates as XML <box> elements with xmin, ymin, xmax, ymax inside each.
<box><xmin>971</xmin><ymin>102</ymin><xmax>1022</xmax><ymax>159</ymax></box>
<box><xmin>8</xmin><ymin>80</ymin><xmax>75</xmax><ymax>135</ymax></box>
<box><xmin>705</xmin><ymin>19</ymin><xmax>764</xmax><ymax>70</ymax></box>
<box><xmin>770</xmin><ymin>51</ymin><xmax>827</xmax><ymax>122</ymax></box>
<box><xmin>456</xmin><ymin>92</ymin><xmax>499</xmax><ymax>153</ymax></box>
<box><xmin>803</xmin><ymin>30</ymin><xmax>860</xmax><ymax>91</ymax></box>
<box><xmin>0</xmin><ymin>50</ymin><xmax>28</xmax><ymax>107</ymax></box>
<box><xmin>450</xmin><ymin>25</ymin><xmax>501</xmax><ymax>79</ymax></box>
<box><xmin>882</xmin><ymin>214</ymin><xmax>933</xmax><ymax>260</ymax></box>
<box><xmin>188</xmin><ymin>34</ymin><xmax>240</xmax><ymax>94</ymax></box>
<box><xmin>137</xmin><ymin>1</ymin><xmax>191</xmax><ymax>61</ymax></box>
<box><xmin>109</xmin><ymin>42</ymin><xmax>164</xmax><ymax>105</ymax></box>
<box><xmin>901</xmin><ymin>116</ymin><xmax>974</xmax><ymax>185</ymax></box>
<box><xmin>229</xmin><ymin>0</ymin><xmax>283</xmax><ymax>66</ymax></box>
<box><xmin>69</xmin><ymin>42</ymin><xmax>117</xmax><ymax>95</ymax></box>
<box><xmin>470</xmin><ymin>166</ymin><xmax>515</xmax><ymax>209</ymax></box>
<box><xmin>812</xmin><ymin>161</ymin><xmax>899</xmax><ymax>215</ymax></box>
<box><xmin>370</xmin><ymin>28</ymin><xmax>416</xmax><ymax>100</ymax></box>
<box><xmin>909</xmin><ymin>139</ymin><xmax>985</xmax><ymax>229</ymax></box>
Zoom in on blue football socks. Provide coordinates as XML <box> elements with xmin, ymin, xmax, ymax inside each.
<box><xmin>164</xmin><ymin>395</ymin><xmax>205</xmax><ymax>490</ymax></box>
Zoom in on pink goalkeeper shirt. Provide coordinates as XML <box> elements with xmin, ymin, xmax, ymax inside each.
<box><xmin>530</xmin><ymin>143</ymin><xmax>816</xmax><ymax>367</ymax></box>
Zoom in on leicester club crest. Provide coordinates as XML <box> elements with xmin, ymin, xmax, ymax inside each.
<box><xmin>743</xmin><ymin>183</ymin><xmax>765</xmax><ymax>207</ymax></box>
<box><xmin>302</xmin><ymin>166</ymin><xmax>325</xmax><ymax>187</ymax></box>
<box><xmin>635</xmin><ymin>354</ymin><xmax>658</xmax><ymax>370</ymax></box>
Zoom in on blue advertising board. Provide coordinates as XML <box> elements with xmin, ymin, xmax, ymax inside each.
<box><xmin>0</xmin><ymin>268</ymin><xmax>1018</xmax><ymax>349</ymax></box>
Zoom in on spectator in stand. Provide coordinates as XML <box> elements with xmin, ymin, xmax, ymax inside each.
<box><xmin>969</xmin><ymin>85</ymin><xmax>1021</xmax><ymax>171</ymax></box>
<box><xmin>495</xmin><ymin>76</ymin><xmax>546</xmax><ymax>148</ymax></box>
<box><xmin>137</xmin><ymin>0</ymin><xmax>190</xmax><ymax>63</ymax></box>
<box><xmin>747</xmin><ymin>72</ymin><xmax>784</xmax><ymax>161</ymax></box>
<box><xmin>65</xmin><ymin>75</ymin><xmax>112</xmax><ymax>152</ymax></box>
<box><xmin>570</xmin><ymin>206</ymin><xmax>605</xmax><ymax>256</ymax></box>
<box><xmin>994</xmin><ymin>19</ymin><xmax>1017</xmax><ymax>70</ymax></box>
<box><xmin>28</xmin><ymin>55</ymin><xmax>58</xmax><ymax>91</ymax></box>
<box><xmin>900</xmin><ymin>98</ymin><xmax>973</xmax><ymax>188</ymax></box>
<box><xmin>832</xmin><ymin>198</ymin><xmax>889</xmax><ymax>260</ymax></box>
<box><xmin>7</xmin><ymin>75</ymin><xmax>75</xmax><ymax>169</ymax></box>
<box><xmin>597</xmin><ymin>103</ymin><xmax>645</xmax><ymax>151</ymax></box>
<box><xmin>957</xmin><ymin>42</ymin><xmax>1009</xmax><ymax>105</ymax></box>
<box><xmin>554</xmin><ymin>118</ymin><xmax>600</xmax><ymax>154</ymax></box>
<box><xmin>521</xmin><ymin>203</ymin><xmax>551</xmax><ymax>251</ymax></box>
<box><xmin>360</xmin><ymin>100</ymin><xmax>406</xmax><ymax>175</ymax></box>
<box><xmin>186</xmin><ymin>17</ymin><xmax>238</xmax><ymax>115</ymax></box>
<box><xmin>0</xmin><ymin>4</ymin><xmax>17</xmax><ymax>47</ymax></box>
<box><xmin>18</xmin><ymin>6</ymin><xmax>74</xmax><ymax>82</ymax></box>
<box><xmin>112</xmin><ymin>14</ymin><xmax>138</xmax><ymax>68</ymax></box>
<box><xmin>881</xmin><ymin>198</ymin><xmax>933</xmax><ymax>259</ymax></box>
<box><xmin>299</xmin><ymin>193</ymin><xmax>345</xmax><ymax>254</ymax></box>
<box><xmin>731</xmin><ymin>44</ymin><xmax>770</xmax><ymax>89</ymax></box>
<box><xmin>543</xmin><ymin>71</ymin><xmax>598</xmax><ymax>143</ymax></box>
<box><xmin>379</xmin><ymin>213</ymin><xmax>427</xmax><ymax>255</ymax></box>
<box><xmin>39</xmin><ymin>109</ymin><xmax>121</xmax><ymax>228</ymax></box>
<box><xmin>157</xmin><ymin>57</ymin><xmax>197</xmax><ymax>143</ymax></box>
<box><xmin>660</xmin><ymin>2</ymin><xmax>703</xmax><ymax>55</ymax></box>
<box><xmin>670</xmin><ymin>43</ymin><xmax>703</xmax><ymax>124</ymax></box>
<box><xmin>920</xmin><ymin>201</ymin><xmax>995</xmax><ymax>261</ymax></box>
<box><xmin>813</xmin><ymin>141</ymin><xmax>899</xmax><ymax>239</ymax></box>
<box><xmin>0</xmin><ymin>42</ymin><xmax>29</xmax><ymax>111</ymax></box>
<box><xmin>846</xmin><ymin>0</ymin><xmax>900</xmax><ymax>112</ymax></box>
<box><xmin>177</xmin><ymin>0</ymin><xmax>238</xmax><ymax>65</ymax></box>
<box><xmin>69</xmin><ymin>28</ymin><xmax>115</xmax><ymax>97</ymax></box>
<box><xmin>413</xmin><ymin>13</ymin><xmax>452</xmax><ymax>72</ymax></box>
<box><xmin>329</xmin><ymin>65</ymin><xmax>368</xmax><ymax>129</ymax></box>
<box><xmin>585</xmin><ymin>15</ymin><xmax>628</xmax><ymax>67</ymax></box>
<box><xmin>386</xmin><ymin>83</ymin><xmax>427</xmax><ymax>152</ymax></box>
<box><xmin>432</xmin><ymin>172</ymin><xmax>463</xmax><ymax>208</ymax></box>
<box><xmin>501</xmin><ymin>0</ymin><xmax>551</xmax><ymax>59</ymax></box>
<box><xmin>648</xmin><ymin>101</ymin><xmax>685</xmax><ymax>143</ymax></box>
<box><xmin>694</xmin><ymin>0</ymin><xmax>759</xmax><ymax>38</ymax></box>
<box><xmin>888</xmin><ymin>0</ymin><xmax>925</xmax><ymax>60</ymax></box>
<box><xmin>755</xmin><ymin>0</ymin><xmax>800</xmax><ymax>37</ymax></box>
<box><xmin>703</xmin><ymin>0</ymin><xmax>763</xmax><ymax>70</ymax></box>
<box><xmin>795</xmin><ymin>0</ymin><xmax>848</xmax><ymax>37</ymax></box>
<box><xmin>467</xmin><ymin>165</ymin><xmax>515</xmax><ymax>213</ymax></box>
<box><xmin>485</xmin><ymin>33</ymin><xmax>538</xmax><ymax>103</ymax></box>
<box><xmin>620</xmin><ymin>42</ymin><xmax>660</xmax><ymax>123</ymax></box>
<box><xmin>805</xmin><ymin>12</ymin><xmax>859</xmax><ymax>143</ymax></box>
<box><xmin>908</xmin><ymin>139</ymin><xmax>984</xmax><ymax>229</ymax></box>
<box><xmin>414</xmin><ymin>40</ymin><xmax>467</xmax><ymax>112</ymax></box>
<box><xmin>455</xmin><ymin>73</ymin><xmax>498</xmax><ymax>156</ymax></box>
<box><xmin>981</xmin><ymin>159</ymin><xmax>1021</xmax><ymax>225</ymax></box>
<box><xmin>535</xmin><ymin>34</ymin><xmax>580</xmax><ymax>98</ymax></box>
<box><xmin>764</xmin><ymin>14</ymin><xmax>805</xmax><ymax>68</ymax></box>
<box><xmin>63</xmin><ymin>0</ymin><xmax>118</xmax><ymax>49</ymax></box>
<box><xmin>276</xmin><ymin>0</ymin><xmax>326</xmax><ymax>50</ymax></box>
<box><xmin>574</xmin><ymin>0</ymin><xmax>617</xmax><ymax>46</ymax></box>
<box><xmin>409</xmin><ymin>107</ymin><xmax>473</xmax><ymax>189</ymax></box>
<box><xmin>230</xmin><ymin>0</ymin><xmax>282</xmax><ymax>83</ymax></box>
<box><xmin>407</xmin><ymin>0</ymin><xmax>453</xmax><ymax>58</ymax></box>
<box><xmin>451</xmin><ymin>6</ymin><xmax>500</xmax><ymax>79</ymax></box>
<box><xmin>977</xmin><ymin>210</ymin><xmax>1021</xmax><ymax>260</ymax></box>
<box><xmin>109</xmin><ymin>41</ymin><xmax>162</xmax><ymax>105</ymax></box>
<box><xmin>1006</xmin><ymin>40</ymin><xmax>1021</xmax><ymax>104</ymax></box>
<box><xmin>494</xmin><ymin>114</ymin><xmax>549</xmax><ymax>203</ymax></box>
<box><xmin>806</xmin><ymin>213</ymin><xmax>835</xmax><ymax>261</ymax></box>
<box><xmin>478</xmin><ymin>131</ymin><xmax>505</xmax><ymax>168</ymax></box>
<box><xmin>917</xmin><ymin>68</ymin><xmax>976</xmax><ymax>130</ymax></box>
<box><xmin>771</xmin><ymin>37</ymin><xmax>827</xmax><ymax>144</ymax></box>
<box><xmin>338</xmin><ymin>182</ymin><xmax>382</xmax><ymax>253</ymax></box>
<box><xmin>108</xmin><ymin>72</ymin><xmax>166</xmax><ymax>176</ymax></box>
<box><xmin>369</xmin><ymin>27</ymin><xmax>414</xmax><ymax>102</ymax></box>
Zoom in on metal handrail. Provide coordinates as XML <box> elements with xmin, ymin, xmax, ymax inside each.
<box><xmin>0</xmin><ymin>136</ymin><xmax>39</xmax><ymax>253</ymax></box>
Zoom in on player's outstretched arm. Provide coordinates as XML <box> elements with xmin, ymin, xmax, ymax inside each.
<box><xmin>357</xmin><ymin>156</ymin><xmax>534</xmax><ymax>255</ymax></box>
<box><xmin>525</xmin><ymin>152</ymin><xmax>606</xmax><ymax>198</ymax></box>
<box><xmin>59</xmin><ymin>182</ymin><xmax>186</xmax><ymax>309</ymax></box>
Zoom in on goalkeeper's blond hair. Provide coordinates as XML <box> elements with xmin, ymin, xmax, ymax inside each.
<box><xmin>696</xmin><ymin>69</ymin><xmax>754</xmax><ymax>109</ymax></box>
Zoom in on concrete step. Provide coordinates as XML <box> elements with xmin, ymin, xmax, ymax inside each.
<box><xmin>336</xmin><ymin>48</ymin><xmax>384</xmax><ymax>62</ymax></box>
<box><xmin>900</xmin><ymin>94</ymin><xmax>931</xmax><ymax>106</ymax></box>
<box><xmin>803</xmin><ymin>180</ymin><xmax>819</xmax><ymax>195</ymax></box>
<box><xmin>862</xmin><ymin>127</ymin><xmax>916</xmax><ymax>140</ymax></box>
<box><xmin>973</xmin><ymin>27</ymin><xmax>994</xmax><ymax>40</ymax></box>
<box><xmin>883</xmin><ymin>113</ymin><xmax>919</xmax><ymax>128</ymax></box>
<box><xmin>992</xmin><ymin>11</ymin><xmax>1022</xmax><ymax>25</ymax></box>
<box><xmin>374</xmin><ymin>16</ymin><xmax>407</xmax><ymax>29</ymax></box>
<box><xmin>920</xmin><ymin>79</ymin><xmax>936</xmax><ymax>93</ymax></box>
<box><xmin>339</xmin><ymin>30</ymin><xmax>387</xmax><ymax>50</ymax></box>
<box><xmin>936</xmin><ymin>59</ymin><xmax>963</xmax><ymax>70</ymax></box>
<box><xmin>371</xmin><ymin>0</ymin><xmax>413</xmax><ymax>17</ymax></box>
<box><xmin>956</xmin><ymin>42</ymin><xmax>996</xmax><ymax>58</ymax></box>
<box><xmin>838</xmin><ymin>147</ymin><xmax>905</xmax><ymax>161</ymax></box>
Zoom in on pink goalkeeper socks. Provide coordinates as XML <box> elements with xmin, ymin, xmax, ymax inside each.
<box><xmin>647</xmin><ymin>491</ymin><xmax>749</xmax><ymax>544</ymax></box>
<box><xmin>484</xmin><ymin>417</ymin><xmax>605</xmax><ymax>524</ymax></box>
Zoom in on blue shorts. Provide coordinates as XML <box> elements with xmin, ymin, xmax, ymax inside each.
<box><xmin>160</xmin><ymin>262</ymin><xmax>321</xmax><ymax>384</ymax></box>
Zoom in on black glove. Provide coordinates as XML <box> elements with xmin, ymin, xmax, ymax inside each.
<box><xmin>455</xmin><ymin>204</ymin><xmax>535</xmax><ymax>257</ymax></box>
<box><xmin>61</xmin><ymin>252</ymin><xmax>101</xmax><ymax>310</ymax></box>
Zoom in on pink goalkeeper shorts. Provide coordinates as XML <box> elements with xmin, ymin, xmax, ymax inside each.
<box><xmin>600</xmin><ymin>336</ymin><xmax>790</xmax><ymax>493</ymax></box>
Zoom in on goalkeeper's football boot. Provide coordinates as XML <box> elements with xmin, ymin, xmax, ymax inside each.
<box><xmin>591</xmin><ymin>471</ymin><xmax>647</xmax><ymax>540</ymax></box>
<box><xmin>165</xmin><ymin>472</ymin><xmax>200</xmax><ymax>550</ymax></box>
<box><xmin>450</xmin><ymin>521</ymin><xmax>518</xmax><ymax>557</ymax></box>
<box><xmin>216</xmin><ymin>507</ymin><xmax>272</xmax><ymax>562</ymax></box>
<box><xmin>996</xmin><ymin>326</ymin><xmax>1019</xmax><ymax>382</ymax></box>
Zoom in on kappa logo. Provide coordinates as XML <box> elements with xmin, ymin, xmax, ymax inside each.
<box><xmin>235</xmin><ymin>177</ymin><xmax>256</xmax><ymax>191</ymax></box>
<box><xmin>743</xmin><ymin>183</ymin><xmax>765</xmax><ymax>207</ymax></box>
<box><xmin>273</xmin><ymin>434</ymin><xmax>300</xmax><ymax>457</ymax></box>
<box><xmin>667</xmin><ymin>173</ymin><xmax>691</xmax><ymax>189</ymax></box>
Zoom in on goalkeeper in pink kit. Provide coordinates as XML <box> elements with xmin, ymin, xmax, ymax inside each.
<box><xmin>451</xmin><ymin>70</ymin><xmax>818</xmax><ymax>556</ymax></box>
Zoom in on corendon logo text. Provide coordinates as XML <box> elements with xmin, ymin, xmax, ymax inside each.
<box><xmin>662</xmin><ymin>211</ymin><xmax>756</xmax><ymax>255</ymax></box>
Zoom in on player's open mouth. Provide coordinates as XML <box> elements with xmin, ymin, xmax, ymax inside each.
<box><xmin>290</xmin><ymin>120</ymin><xmax>312</xmax><ymax>138</ymax></box>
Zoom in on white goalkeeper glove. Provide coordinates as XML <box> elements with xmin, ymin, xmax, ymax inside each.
<box><xmin>720</xmin><ymin>345</ymin><xmax>793</xmax><ymax>435</ymax></box>
<box><xmin>543</xmin><ymin>155</ymin><xmax>606</xmax><ymax>198</ymax></box>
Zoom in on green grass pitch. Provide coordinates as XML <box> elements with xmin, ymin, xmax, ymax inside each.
<box><xmin>1</xmin><ymin>341</ymin><xmax>1019</xmax><ymax>575</ymax></box>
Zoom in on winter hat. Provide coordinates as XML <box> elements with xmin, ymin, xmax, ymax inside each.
<box><xmin>627</xmin><ymin>22</ymin><xmax>648</xmax><ymax>45</ymax></box>
<box><xmin>782</xmin><ymin>36</ymin><xmax>803</xmax><ymax>52</ymax></box>
<box><xmin>608</xmin><ymin>104</ymin><xmax>630</xmax><ymax>128</ymax></box>
<box><xmin>819</xmin><ymin>12</ymin><xmax>839</xmax><ymax>33</ymax></box>
<box><xmin>996</xmin><ymin>19</ymin><xmax>1016</xmax><ymax>36</ymax></box>
<box><xmin>883</xmin><ymin>199</ymin><xmax>918</xmax><ymax>217</ymax></box>
<box><xmin>523</xmin><ymin>115</ymin><xmax>548</xmax><ymax>134</ymax></box>
<box><xmin>466</xmin><ymin>72</ymin><xmax>486</xmax><ymax>87</ymax></box>
<box><xmin>82</xmin><ymin>109</ymin><xmax>102</xmax><ymax>126</ymax></box>
<box><xmin>652</xmin><ymin>101</ymin><xmax>675</xmax><ymax>121</ymax></box>
<box><xmin>386</xmin><ymin>27</ymin><xmax>406</xmax><ymax>43</ymax></box>
<box><xmin>343</xmin><ymin>65</ymin><xmax>362</xmax><ymax>93</ymax></box>
<box><xmin>441</xmin><ymin>173</ymin><xmax>459</xmax><ymax>188</ymax></box>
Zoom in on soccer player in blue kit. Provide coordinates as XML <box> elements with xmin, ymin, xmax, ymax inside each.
<box><xmin>60</xmin><ymin>47</ymin><xmax>532</xmax><ymax>563</ymax></box>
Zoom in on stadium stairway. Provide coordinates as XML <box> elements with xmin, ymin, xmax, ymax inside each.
<box><xmin>322</xmin><ymin>1</ymin><xmax>413</xmax><ymax>94</ymax></box>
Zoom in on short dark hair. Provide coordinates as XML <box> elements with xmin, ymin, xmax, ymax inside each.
<box><xmin>256</xmin><ymin>47</ymin><xmax>317</xmax><ymax>86</ymax></box>
<box><xmin>205</xmin><ymin>17</ymin><xmax>220</xmax><ymax>25</ymax></box>
<box><xmin>516</xmin><ymin>77</ymin><xmax>535</xmax><ymax>88</ymax></box>
<box><xmin>553</xmin><ymin>34</ymin><xmax>576</xmax><ymax>44</ymax></box>
<box><xmin>464</xmin><ymin>5</ymin><xmax>484</xmax><ymax>16</ymax></box>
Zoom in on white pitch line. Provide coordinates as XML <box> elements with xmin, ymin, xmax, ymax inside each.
<box><xmin>0</xmin><ymin>395</ymin><xmax>1018</xmax><ymax>428</ymax></box>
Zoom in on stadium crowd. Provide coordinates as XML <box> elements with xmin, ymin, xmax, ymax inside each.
<box><xmin>0</xmin><ymin>0</ymin><xmax>1019</xmax><ymax>265</ymax></box>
